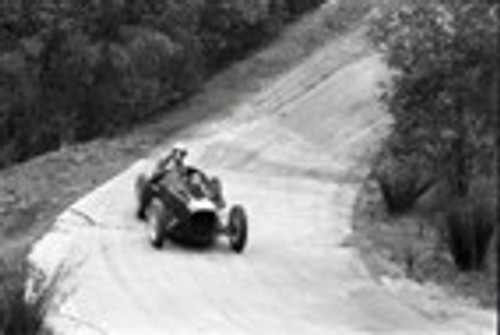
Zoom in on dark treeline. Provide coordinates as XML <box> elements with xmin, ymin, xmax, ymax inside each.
<box><xmin>370</xmin><ymin>0</ymin><xmax>497</xmax><ymax>273</ymax></box>
<box><xmin>0</xmin><ymin>0</ymin><xmax>324</xmax><ymax>168</ymax></box>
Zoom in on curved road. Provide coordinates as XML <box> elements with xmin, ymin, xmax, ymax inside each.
<box><xmin>30</xmin><ymin>29</ymin><xmax>494</xmax><ymax>335</ymax></box>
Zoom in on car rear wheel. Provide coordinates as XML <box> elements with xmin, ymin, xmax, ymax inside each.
<box><xmin>136</xmin><ymin>174</ymin><xmax>149</xmax><ymax>220</ymax></box>
<box><xmin>146</xmin><ymin>199</ymin><xmax>166</xmax><ymax>249</ymax></box>
<box><xmin>228</xmin><ymin>205</ymin><xmax>248</xmax><ymax>253</ymax></box>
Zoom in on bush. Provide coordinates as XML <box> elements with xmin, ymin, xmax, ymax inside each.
<box><xmin>377</xmin><ymin>173</ymin><xmax>434</xmax><ymax>215</ymax></box>
<box><xmin>375</xmin><ymin>150</ymin><xmax>436</xmax><ymax>214</ymax></box>
<box><xmin>0</xmin><ymin>260</ymin><xmax>65</xmax><ymax>335</ymax></box>
<box><xmin>445</xmin><ymin>198</ymin><xmax>495</xmax><ymax>271</ymax></box>
<box><xmin>285</xmin><ymin>0</ymin><xmax>325</xmax><ymax>16</ymax></box>
<box><xmin>199</xmin><ymin>0</ymin><xmax>276</xmax><ymax>69</ymax></box>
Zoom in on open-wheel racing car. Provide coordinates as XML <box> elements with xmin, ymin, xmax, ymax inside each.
<box><xmin>135</xmin><ymin>165</ymin><xmax>248</xmax><ymax>253</ymax></box>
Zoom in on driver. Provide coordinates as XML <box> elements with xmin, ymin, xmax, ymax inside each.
<box><xmin>150</xmin><ymin>142</ymin><xmax>188</xmax><ymax>184</ymax></box>
<box><xmin>152</xmin><ymin>142</ymin><xmax>197</xmax><ymax>205</ymax></box>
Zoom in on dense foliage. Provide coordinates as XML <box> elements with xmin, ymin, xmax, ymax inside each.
<box><xmin>0</xmin><ymin>0</ymin><xmax>325</xmax><ymax>167</ymax></box>
<box><xmin>370</xmin><ymin>0</ymin><xmax>498</xmax><ymax>270</ymax></box>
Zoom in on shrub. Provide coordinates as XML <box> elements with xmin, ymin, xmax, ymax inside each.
<box><xmin>199</xmin><ymin>0</ymin><xmax>268</xmax><ymax>68</ymax></box>
<box><xmin>375</xmin><ymin>151</ymin><xmax>436</xmax><ymax>214</ymax></box>
<box><xmin>0</xmin><ymin>259</ymin><xmax>65</xmax><ymax>335</ymax></box>
<box><xmin>445</xmin><ymin>197</ymin><xmax>495</xmax><ymax>271</ymax></box>
<box><xmin>377</xmin><ymin>172</ymin><xmax>434</xmax><ymax>215</ymax></box>
<box><xmin>285</xmin><ymin>0</ymin><xmax>325</xmax><ymax>16</ymax></box>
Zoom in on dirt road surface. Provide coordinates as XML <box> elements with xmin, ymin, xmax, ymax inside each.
<box><xmin>29</xmin><ymin>29</ymin><xmax>495</xmax><ymax>335</ymax></box>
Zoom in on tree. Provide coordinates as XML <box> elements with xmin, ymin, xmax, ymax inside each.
<box><xmin>0</xmin><ymin>0</ymin><xmax>327</xmax><ymax>167</ymax></box>
<box><xmin>371</xmin><ymin>0</ymin><xmax>498</xmax><ymax>195</ymax></box>
<box><xmin>370</xmin><ymin>0</ymin><xmax>498</xmax><ymax>270</ymax></box>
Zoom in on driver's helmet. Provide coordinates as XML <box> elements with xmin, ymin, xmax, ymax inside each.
<box><xmin>172</xmin><ymin>142</ymin><xmax>188</xmax><ymax>161</ymax></box>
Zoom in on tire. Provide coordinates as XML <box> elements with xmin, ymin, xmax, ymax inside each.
<box><xmin>135</xmin><ymin>174</ymin><xmax>149</xmax><ymax>220</ymax></box>
<box><xmin>145</xmin><ymin>199</ymin><xmax>167</xmax><ymax>249</ymax></box>
<box><xmin>228</xmin><ymin>205</ymin><xmax>248</xmax><ymax>253</ymax></box>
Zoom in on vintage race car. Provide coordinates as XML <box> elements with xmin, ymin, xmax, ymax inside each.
<box><xmin>135</xmin><ymin>165</ymin><xmax>248</xmax><ymax>253</ymax></box>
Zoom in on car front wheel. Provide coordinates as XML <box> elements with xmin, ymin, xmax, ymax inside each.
<box><xmin>227</xmin><ymin>205</ymin><xmax>248</xmax><ymax>253</ymax></box>
<box><xmin>146</xmin><ymin>199</ymin><xmax>167</xmax><ymax>249</ymax></box>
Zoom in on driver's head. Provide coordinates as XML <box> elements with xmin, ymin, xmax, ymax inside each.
<box><xmin>172</xmin><ymin>142</ymin><xmax>188</xmax><ymax>163</ymax></box>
